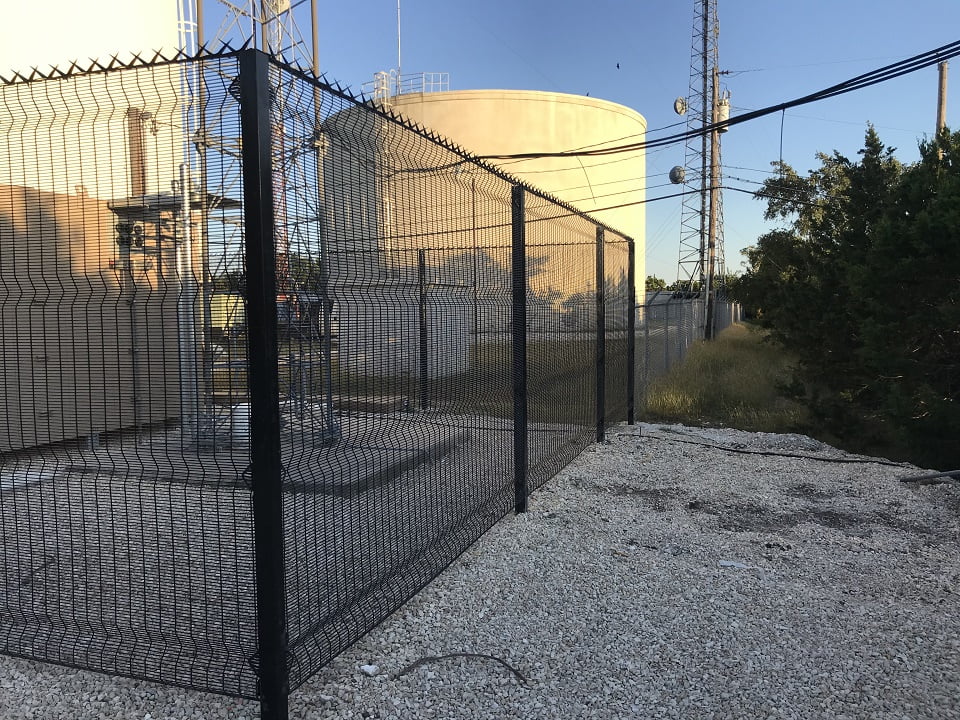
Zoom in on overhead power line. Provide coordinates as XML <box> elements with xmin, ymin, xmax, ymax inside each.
<box><xmin>476</xmin><ymin>39</ymin><xmax>960</xmax><ymax>161</ymax></box>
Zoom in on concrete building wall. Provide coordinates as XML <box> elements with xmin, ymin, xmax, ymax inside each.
<box><xmin>0</xmin><ymin>3</ymin><xmax>186</xmax><ymax>450</ymax></box>
<box><xmin>0</xmin><ymin>1</ymin><xmax>184</xmax><ymax>201</ymax></box>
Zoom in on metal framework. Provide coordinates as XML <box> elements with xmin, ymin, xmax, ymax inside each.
<box><xmin>676</xmin><ymin>0</ymin><xmax>726</xmax><ymax>304</ymax></box>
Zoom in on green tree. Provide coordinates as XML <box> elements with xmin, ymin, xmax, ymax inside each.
<box><xmin>849</xmin><ymin>130</ymin><xmax>960</xmax><ymax>465</ymax></box>
<box><xmin>645</xmin><ymin>275</ymin><xmax>667</xmax><ymax>291</ymax></box>
<box><xmin>732</xmin><ymin>126</ymin><xmax>960</xmax><ymax>466</ymax></box>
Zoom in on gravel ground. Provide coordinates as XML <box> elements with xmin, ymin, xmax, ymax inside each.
<box><xmin>1</xmin><ymin>421</ymin><xmax>958</xmax><ymax>719</ymax></box>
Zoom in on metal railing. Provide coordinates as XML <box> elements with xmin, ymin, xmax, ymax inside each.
<box><xmin>0</xmin><ymin>47</ymin><xmax>641</xmax><ymax>719</ymax></box>
<box><xmin>365</xmin><ymin>70</ymin><xmax>451</xmax><ymax>104</ymax></box>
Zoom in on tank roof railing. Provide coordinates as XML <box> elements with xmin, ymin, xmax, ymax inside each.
<box><xmin>365</xmin><ymin>70</ymin><xmax>449</xmax><ymax>104</ymax></box>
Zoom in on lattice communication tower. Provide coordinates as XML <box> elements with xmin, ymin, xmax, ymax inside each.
<box><xmin>676</xmin><ymin>0</ymin><xmax>726</xmax><ymax>295</ymax></box>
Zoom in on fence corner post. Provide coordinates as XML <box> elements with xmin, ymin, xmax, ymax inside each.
<box><xmin>626</xmin><ymin>238</ymin><xmax>636</xmax><ymax>425</ymax></box>
<box><xmin>417</xmin><ymin>249</ymin><xmax>429</xmax><ymax>410</ymax></box>
<box><xmin>238</xmin><ymin>48</ymin><xmax>289</xmax><ymax>720</ymax></box>
<box><xmin>595</xmin><ymin>226</ymin><xmax>605</xmax><ymax>443</ymax></box>
<box><xmin>511</xmin><ymin>184</ymin><xmax>528</xmax><ymax>513</ymax></box>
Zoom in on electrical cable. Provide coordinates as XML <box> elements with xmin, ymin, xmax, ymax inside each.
<box><xmin>475</xmin><ymin>39</ymin><xmax>960</xmax><ymax>161</ymax></box>
<box><xmin>635</xmin><ymin>430</ymin><xmax>913</xmax><ymax>468</ymax></box>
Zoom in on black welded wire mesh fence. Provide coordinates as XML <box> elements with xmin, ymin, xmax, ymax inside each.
<box><xmin>0</xmin><ymin>51</ymin><xmax>259</xmax><ymax>695</ymax></box>
<box><xmin>0</xmin><ymin>47</ymin><xmax>642</xmax><ymax>718</ymax></box>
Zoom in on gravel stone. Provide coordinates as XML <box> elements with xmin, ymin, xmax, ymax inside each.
<box><xmin>0</xmin><ymin>421</ymin><xmax>957</xmax><ymax>719</ymax></box>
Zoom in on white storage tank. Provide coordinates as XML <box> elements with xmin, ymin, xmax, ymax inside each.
<box><xmin>389</xmin><ymin>88</ymin><xmax>646</xmax><ymax>277</ymax></box>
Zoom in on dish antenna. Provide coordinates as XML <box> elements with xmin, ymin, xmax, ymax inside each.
<box><xmin>673</xmin><ymin>96</ymin><xmax>688</xmax><ymax>116</ymax></box>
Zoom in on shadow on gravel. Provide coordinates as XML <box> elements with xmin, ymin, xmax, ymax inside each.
<box><xmin>686</xmin><ymin>500</ymin><xmax>940</xmax><ymax>539</ymax></box>
<box><xmin>570</xmin><ymin>479</ymin><xmax>943</xmax><ymax>539</ymax></box>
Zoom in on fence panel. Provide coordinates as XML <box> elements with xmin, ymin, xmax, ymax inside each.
<box><xmin>521</xmin><ymin>192</ymin><xmax>598</xmax><ymax>491</ymax></box>
<box><xmin>603</xmin><ymin>234</ymin><xmax>633</xmax><ymax>425</ymax></box>
<box><xmin>272</xmin><ymin>60</ymin><xmax>522</xmax><ymax>692</ymax></box>
<box><xmin>0</xmin><ymin>53</ymin><xmax>261</xmax><ymax>697</ymax></box>
<box><xmin>0</xmin><ymin>47</ymin><xmax>648</xmax><ymax>716</ymax></box>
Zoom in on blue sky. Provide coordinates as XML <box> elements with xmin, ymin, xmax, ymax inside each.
<box><xmin>205</xmin><ymin>0</ymin><xmax>960</xmax><ymax>281</ymax></box>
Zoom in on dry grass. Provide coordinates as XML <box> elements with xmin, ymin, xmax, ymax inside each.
<box><xmin>642</xmin><ymin>323</ymin><xmax>808</xmax><ymax>433</ymax></box>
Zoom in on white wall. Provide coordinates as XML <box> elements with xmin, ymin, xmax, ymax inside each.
<box><xmin>1</xmin><ymin>0</ymin><xmax>181</xmax><ymax>74</ymax></box>
<box><xmin>0</xmin><ymin>1</ymin><xmax>186</xmax><ymax>200</ymax></box>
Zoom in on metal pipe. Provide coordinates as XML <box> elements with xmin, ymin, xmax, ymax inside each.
<box><xmin>595</xmin><ymin>226</ymin><xmax>605</xmax><ymax>443</ymax></box>
<box><xmin>178</xmin><ymin>163</ymin><xmax>199</xmax><ymax>443</ymax></box>
<box><xmin>396</xmin><ymin>0</ymin><xmax>402</xmax><ymax>88</ymax></box>
<box><xmin>626</xmin><ymin>238</ymin><xmax>636</xmax><ymax>425</ymax></box>
<box><xmin>937</xmin><ymin>61</ymin><xmax>948</xmax><ymax>133</ymax></box>
<box><xmin>511</xmin><ymin>185</ymin><xmax>528</xmax><ymax>514</ymax></box>
<box><xmin>704</xmin><ymin>65</ymin><xmax>720</xmax><ymax>340</ymax></box>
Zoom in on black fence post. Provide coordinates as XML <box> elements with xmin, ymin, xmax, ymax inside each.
<box><xmin>418</xmin><ymin>249</ymin><xmax>429</xmax><ymax>410</ymax></box>
<box><xmin>626</xmin><ymin>238</ymin><xmax>636</xmax><ymax>425</ymax></box>
<box><xmin>664</xmin><ymin>299</ymin><xmax>671</xmax><ymax>371</ymax></box>
<box><xmin>643</xmin><ymin>296</ymin><xmax>650</xmax><ymax>407</ymax></box>
<box><xmin>238</xmin><ymin>49</ymin><xmax>289</xmax><ymax>720</ymax></box>
<box><xmin>595</xmin><ymin>226</ymin><xmax>605</xmax><ymax>443</ymax></box>
<box><xmin>511</xmin><ymin>185</ymin><xmax>528</xmax><ymax>514</ymax></box>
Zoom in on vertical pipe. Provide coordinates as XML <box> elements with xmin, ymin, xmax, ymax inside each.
<box><xmin>937</xmin><ymin>61</ymin><xmax>948</xmax><ymax>133</ymax></box>
<box><xmin>626</xmin><ymin>238</ymin><xmax>636</xmax><ymax>425</ymax></box>
<box><xmin>705</xmin><ymin>65</ymin><xmax>720</xmax><ymax>340</ymax></box>
<box><xmin>418</xmin><ymin>249</ymin><xmax>429</xmax><ymax>410</ymax></box>
<box><xmin>122</xmin><ymin>109</ymin><xmax>144</xmax><ymax>438</ymax></box>
<box><xmin>311</xmin><ymin>0</ymin><xmax>320</xmax><ymax>77</ymax></box>
<box><xmin>260</xmin><ymin>0</ymin><xmax>269</xmax><ymax>53</ymax></box>
<box><xmin>471</xmin><ymin>177</ymin><xmax>478</xmax><ymax>345</ymax></box>
<box><xmin>178</xmin><ymin>163</ymin><xmax>199</xmax><ymax>443</ymax></box>
<box><xmin>511</xmin><ymin>185</ymin><xmax>528</xmax><ymax>514</ymax></box>
<box><xmin>595</xmin><ymin>226</ymin><xmax>605</xmax><ymax>443</ymax></box>
<box><xmin>195</xmin><ymin>2</ymin><xmax>215</xmax><ymax>433</ymax></box>
<box><xmin>238</xmin><ymin>49</ymin><xmax>288</xmax><ymax>720</ymax></box>
<box><xmin>126</xmin><ymin>108</ymin><xmax>146</xmax><ymax>197</ymax></box>
<box><xmin>309</xmin><ymin>0</ymin><xmax>336</xmax><ymax>439</ymax></box>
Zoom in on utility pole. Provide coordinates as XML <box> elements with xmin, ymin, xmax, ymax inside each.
<box><xmin>704</xmin><ymin>65</ymin><xmax>720</xmax><ymax>340</ymax></box>
<box><xmin>937</xmin><ymin>61</ymin><xmax>948</xmax><ymax>133</ymax></box>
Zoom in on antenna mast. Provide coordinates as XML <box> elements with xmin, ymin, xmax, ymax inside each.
<box><xmin>397</xmin><ymin>0</ymin><xmax>402</xmax><ymax>87</ymax></box>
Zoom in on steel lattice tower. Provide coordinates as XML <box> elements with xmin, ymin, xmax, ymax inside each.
<box><xmin>676</xmin><ymin>0</ymin><xmax>725</xmax><ymax>298</ymax></box>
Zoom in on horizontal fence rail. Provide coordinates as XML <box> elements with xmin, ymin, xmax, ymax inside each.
<box><xmin>0</xmin><ymin>46</ymin><xmax>737</xmax><ymax>719</ymax></box>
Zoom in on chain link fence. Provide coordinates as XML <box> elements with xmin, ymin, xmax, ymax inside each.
<box><xmin>635</xmin><ymin>291</ymin><xmax>742</xmax><ymax>405</ymax></box>
<box><xmin>0</xmin><ymin>47</ymin><xmax>643</xmax><ymax>717</ymax></box>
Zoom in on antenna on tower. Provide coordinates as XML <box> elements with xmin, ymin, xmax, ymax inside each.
<box><xmin>397</xmin><ymin>0</ymin><xmax>402</xmax><ymax>89</ymax></box>
<box><xmin>675</xmin><ymin>0</ymin><xmax>727</xmax><ymax>340</ymax></box>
